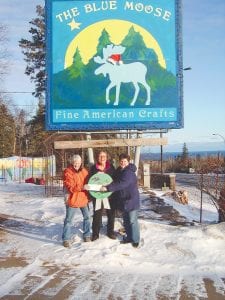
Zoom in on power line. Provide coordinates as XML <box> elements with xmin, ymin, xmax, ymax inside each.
<box><xmin>8</xmin><ymin>104</ymin><xmax>39</xmax><ymax>107</ymax></box>
<box><xmin>0</xmin><ymin>91</ymin><xmax>34</xmax><ymax>94</ymax></box>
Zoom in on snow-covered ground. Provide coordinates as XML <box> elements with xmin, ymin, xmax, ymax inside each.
<box><xmin>0</xmin><ymin>182</ymin><xmax>225</xmax><ymax>299</ymax></box>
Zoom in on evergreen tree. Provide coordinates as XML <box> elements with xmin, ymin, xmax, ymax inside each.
<box><xmin>173</xmin><ymin>143</ymin><xmax>190</xmax><ymax>172</ymax></box>
<box><xmin>26</xmin><ymin>99</ymin><xmax>49</xmax><ymax>156</ymax></box>
<box><xmin>96</xmin><ymin>29</ymin><xmax>111</xmax><ymax>55</ymax></box>
<box><xmin>181</xmin><ymin>142</ymin><xmax>189</xmax><ymax>170</ymax></box>
<box><xmin>68</xmin><ymin>48</ymin><xmax>84</xmax><ymax>78</ymax></box>
<box><xmin>181</xmin><ymin>143</ymin><xmax>188</xmax><ymax>161</ymax></box>
<box><xmin>19</xmin><ymin>5</ymin><xmax>52</xmax><ymax>156</ymax></box>
<box><xmin>19</xmin><ymin>5</ymin><xmax>45</xmax><ymax>99</ymax></box>
<box><xmin>122</xmin><ymin>26</ymin><xmax>149</xmax><ymax>60</ymax></box>
<box><xmin>0</xmin><ymin>101</ymin><xmax>16</xmax><ymax>157</ymax></box>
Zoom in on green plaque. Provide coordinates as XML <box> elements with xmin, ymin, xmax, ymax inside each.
<box><xmin>88</xmin><ymin>172</ymin><xmax>112</xmax><ymax>199</ymax></box>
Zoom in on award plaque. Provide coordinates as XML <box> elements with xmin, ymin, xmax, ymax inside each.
<box><xmin>88</xmin><ymin>172</ymin><xmax>112</xmax><ymax>199</ymax></box>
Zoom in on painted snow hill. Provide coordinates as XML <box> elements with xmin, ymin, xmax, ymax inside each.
<box><xmin>52</xmin><ymin>27</ymin><xmax>176</xmax><ymax>109</ymax></box>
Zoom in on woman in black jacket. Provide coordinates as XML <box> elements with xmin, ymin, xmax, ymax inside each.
<box><xmin>89</xmin><ymin>151</ymin><xmax>116</xmax><ymax>241</ymax></box>
<box><xmin>102</xmin><ymin>153</ymin><xmax>140</xmax><ymax>248</ymax></box>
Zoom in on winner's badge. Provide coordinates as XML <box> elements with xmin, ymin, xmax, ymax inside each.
<box><xmin>87</xmin><ymin>173</ymin><xmax>113</xmax><ymax>210</ymax></box>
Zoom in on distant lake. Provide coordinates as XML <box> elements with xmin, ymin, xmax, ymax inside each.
<box><xmin>141</xmin><ymin>150</ymin><xmax>225</xmax><ymax>160</ymax></box>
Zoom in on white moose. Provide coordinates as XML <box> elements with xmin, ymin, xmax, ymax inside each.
<box><xmin>94</xmin><ymin>44</ymin><xmax>151</xmax><ymax>106</ymax></box>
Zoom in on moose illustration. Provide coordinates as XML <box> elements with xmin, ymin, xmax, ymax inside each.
<box><xmin>94</xmin><ymin>44</ymin><xmax>151</xmax><ymax>106</ymax></box>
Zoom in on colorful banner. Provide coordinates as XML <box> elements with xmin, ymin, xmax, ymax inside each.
<box><xmin>46</xmin><ymin>0</ymin><xmax>183</xmax><ymax>130</ymax></box>
<box><xmin>0</xmin><ymin>156</ymin><xmax>56</xmax><ymax>182</ymax></box>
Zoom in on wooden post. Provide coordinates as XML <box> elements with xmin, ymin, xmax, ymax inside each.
<box><xmin>134</xmin><ymin>131</ymin><xmax>142</xmax><ymax>174</ymax></box>
<box><xmin>86</xmin><ymin>133</ymin><xmax>94</xmax><ymax>165</ymax></box>
<box><xmin>143</xmin><ymin>163</ymin><xmax>150</xmax><ymax>188</ymax></box>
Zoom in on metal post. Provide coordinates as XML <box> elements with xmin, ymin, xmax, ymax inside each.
<box><xmin>31</xmin><ymin>157</ymin><xmax>34</xmax><ymax>179</ymax></box>
<box><xmin>127</xmin><ymin>129</ymin><xmax>130</xmax><ymax>155</ymax></box>
<box><xmin>160</xmin><ymin>130</ymin><xmax>163</xmax><ymax>174</ymax></box>
<box><xmin>215</xmin><ymin>152</ymin><xmax>220</xmax><ymax>199</ymax></box>
<box><xmin>200</xmin><ymin>173</ymin><xmax>203</xmax><ymax>223</ymax></box>
<box><xmin>19</xmin><ymin>141</ymin><xmax>22</xmax><ymax>184</ymax></box>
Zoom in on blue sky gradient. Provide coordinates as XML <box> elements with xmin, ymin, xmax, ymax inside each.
<box><xmin>0</xmin><ymin>0</ymin><xmax>225</xmax><ymax>151</ymax></box>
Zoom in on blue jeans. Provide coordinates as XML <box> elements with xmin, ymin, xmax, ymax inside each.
<box><xmin>123</xmin><ymin>210</ymin><xmax>140</xmax><ymax>243</ymax></box>
<box><xmin>62</xmin><ymin>205</ymin><xmax>91</xmax><ymax>241</ymax></box>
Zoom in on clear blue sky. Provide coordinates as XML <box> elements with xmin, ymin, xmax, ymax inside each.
<box><xmin>168</xmin><ymin>0</ymin><xmax>225</xmax><ymax>150</ymax></box>
<box><xmin>0</xmin><ymin>0</ymin><xmax>225</xmax><ymax>151</ymax></box>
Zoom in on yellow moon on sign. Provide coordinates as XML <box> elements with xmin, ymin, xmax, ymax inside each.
<box><xmin>64</xmin><ymin>19</ymin><xmax>166</xmax><ymax>69</ymax></box>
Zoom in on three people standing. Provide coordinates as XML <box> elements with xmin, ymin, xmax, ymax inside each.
<box><xmin>62</xmin><ymin>152</ymin><xmax>140</xmax><ymax>248</ymax></box>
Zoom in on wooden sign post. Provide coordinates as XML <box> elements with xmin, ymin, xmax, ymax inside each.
<box><xmin>54</xmin><ymin>134</ymin><xmax>168</xmax><ymax>171</ymax></box>
<box><xmin>54</xmin><ymin>137</ymin><xmax>168</xmax><ymax>149</ymax></box>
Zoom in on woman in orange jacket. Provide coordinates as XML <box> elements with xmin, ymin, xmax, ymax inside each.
<box><xmin>62</xmin><ymin>155</ymin><xmax>91</xmax><ymax>247</ymax></box>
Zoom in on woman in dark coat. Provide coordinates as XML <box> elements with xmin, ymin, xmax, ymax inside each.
<box><xmin>102</xmin><ymin>153</ymin><xmax>140</xmax><ymax>248</ymax></box>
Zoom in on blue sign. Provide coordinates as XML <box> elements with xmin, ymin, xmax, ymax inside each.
<box><xmin>46</xmin><ymin>0</ymin><xmax>183</xmax><ymax>130</ymax></box>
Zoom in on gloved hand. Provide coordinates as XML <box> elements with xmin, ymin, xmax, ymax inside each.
<box><xmin>100</xmin><ymin>186</ymin><xmax>107</xmax><ymax>192</ymax></box>
<box><xmin>83</xmin><ymin>184</ymin><xmax>90</xmax><ymax>190</ymax></box>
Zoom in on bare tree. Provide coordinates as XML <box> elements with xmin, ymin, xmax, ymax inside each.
<box><xmin>0</xmin><ymin>23</ymin><xmax>9</xmax><ymax>83</ymax></box>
